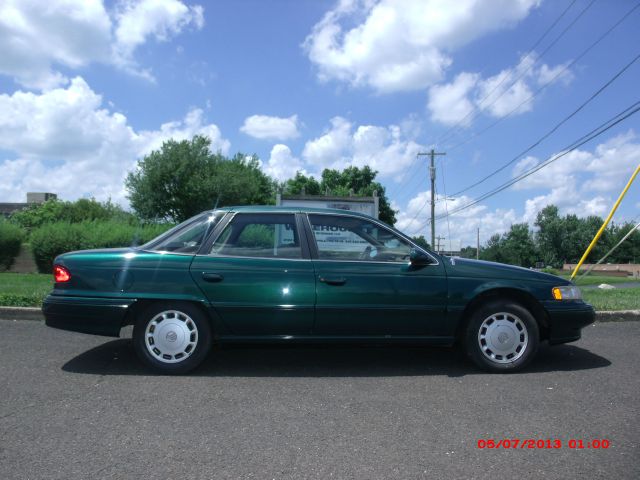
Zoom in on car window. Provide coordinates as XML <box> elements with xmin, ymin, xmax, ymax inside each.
<box><xmin>147</xmin><ymin>212</ymin><xmax>224</xmax><ymax>253</ymax></box>
<box><xmin>210</xmin><ymin>213</ymin><xmax>302</xmax><ymax>259</ymax></box>
<box><xmin>308</xmin><ymin>214</ymin><xmax>412</xmax><ymax>262</ymax></box>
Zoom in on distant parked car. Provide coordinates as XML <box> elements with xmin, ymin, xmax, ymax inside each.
<box><xmin>44</xmin><ymin>206</ymin><xmax>594</xmax><ymax>374</ymax></box>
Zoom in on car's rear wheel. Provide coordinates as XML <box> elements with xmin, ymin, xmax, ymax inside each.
<box><xmin>133</xmin><ymin>302</ymin><xmax>212</xmax><ymax>374</ymax></box>
<box><xmin>465</xmin><ymin>300</ymin><xmax>539</xmax><ymax>373</ymax></box>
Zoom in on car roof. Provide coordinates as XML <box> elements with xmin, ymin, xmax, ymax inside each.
<box><xmin>214</xmin><ymin>205</ymin><xmax>376</xmax><ymax>220</ymax></box>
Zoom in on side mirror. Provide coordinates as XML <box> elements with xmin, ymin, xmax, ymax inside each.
<box><xmin>409</xmin><ymin>248</ymin><xmax>432</xmax><ymax>266</ymax></box>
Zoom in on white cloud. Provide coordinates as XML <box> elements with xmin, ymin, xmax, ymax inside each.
<box><xmin>395</xmin><ymin>189</ymin><xmax>517</xmax><ymax>246</ymax></box>
<box><xmin>512</xmin><ymin>131</ymin><xmax>640</xmax><ymax>222</ymax></box>
<box><xmin>303</xmin><ymin>0</ymin><xmax>539</xmax><ymax>93</ymax></box>
<box><xmin>394</xmin><ymin>131</ymin><xmax>640</xmax><ymax>245</ymax></box>
<box><xmin>0</xmin><ymin>0</ymin><xmax>204</xmax><ymax>89</ymax></box>
<box><xmin>113</xmin><ymin>0</ymin><xmax>204</xmax><ymax>78</ymax></box>
<box><xmin>240</xmin><ymin>114</ymin><xmax>300</xmax><ymax>141</ymax></box>
<box><xmin>427</xmin><ymin>72</ymin><xmax>477</xmax><ymax>126</ymax></box>
<box><xmin>302</xmin><ymin>116</ymin><xmax>424</xmax><ymax>178</ymax></box>
<box><xmin>0</xmin><ymin>77</ymin><xmax>229</xmax><ymax>204</ymax></box>
<box><xmin>263</xmin><ymin>144</ymin><xmax>307</xmax><ymax>181</ymax></box>
<box><xmin>427</xmin><ymin>53</ymin><xmax>573</xmax><ymax>125</ymax></box>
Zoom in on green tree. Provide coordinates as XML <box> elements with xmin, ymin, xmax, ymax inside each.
<box><xmin>282</xmin><ymin>172</ymin><xmax>321</xmax><ymax>195</ymax></box>
<box><xmin>283</xmin><ymin>166</ymin><xmax>397</xmax><ymax>225</ymax></box>
<box><xmin>125</xmin><ymin>135</ymin><xmax>275</xmax><ymax>222</ymax></box>
<box><xmin>480</xmin><ymin>233</ymin><xmax>509</xmax><ymax>264</ymax></box>
<box><xmin>411</xmin><ymin>235</ymin><xmax>431</xmax><ymax>250</ymax></box>
<box><xmin>534</xmin><ymin>205</ymin><xmax>565</xmax><ymax>267</ymax></box>
<box><xmin>10</xmin><ymin>197</ymin><xmax>132</xmax><ymax>232</ymax></box>
<box><xmin>459</xmin><ymin>246</ymin><xmax>478</xmax><ymax>259</ymax></box>
<box><xmin>502</xmin><ymin>223</ymin><xmax>537</xmax><ymax>267</ymax></box>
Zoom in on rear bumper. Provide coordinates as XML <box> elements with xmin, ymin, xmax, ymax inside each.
<box><xmin>43</xmin><ymin>295</ymin><xmax>135</xmax><ymax>337</ymax></box>
<box><xmin>543</xmin><ymin>301</ymin><xmax>596</xmax><ymax>345</ymax></box>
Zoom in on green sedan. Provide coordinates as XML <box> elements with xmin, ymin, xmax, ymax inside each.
<box><xmin>43</xmin><ymin>206</ymin><xmax>594</xmax><ymax>374</ymax></box>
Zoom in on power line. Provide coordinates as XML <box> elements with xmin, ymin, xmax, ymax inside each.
<box><xmin>449</xmin><ymin>50</ymin><xmax>640</xmax><ymax>197</ymax></box>
<box><xmin>437</xmin><ymin>0</ymin><xmax>587</xmax><ymax>147</ymax></box>
<box><xmin>402</xmin><ymin>49</ymin><xmax>640</xmax><ymax>228</ymax></box>
<box><xmin>389</xmin><ymin>0</ymin><xmax>581</xmax><ymax>201</ymax></box>
<box><xmin>411</xmin><ymin>100</ymin><xmax>640</xmax><ymax>229</ymax></box>
<box><xmin>445</xmin><ymin>1</ymin><xmax>640</xmax><ymax>153</ymax></box>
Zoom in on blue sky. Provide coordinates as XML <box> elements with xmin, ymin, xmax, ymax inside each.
<box><xmin>1</xmin><ymin>0</ymin><xmax>639</xmax><ymax>247</ymax></box>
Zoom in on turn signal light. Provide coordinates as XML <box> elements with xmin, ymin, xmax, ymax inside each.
<box><xmin>54</xmin><ymin>265</ymin><xmax>71</xmax><ymax>283</ymax></box>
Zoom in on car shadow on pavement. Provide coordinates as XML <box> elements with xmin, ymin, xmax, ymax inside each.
<box><xmin>62</xmin><ymin>340</ymin><xmax>611</xmax><ymax>377</ymax></box>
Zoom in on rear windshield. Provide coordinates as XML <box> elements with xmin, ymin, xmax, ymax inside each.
<box><xmin>142</xmin><ymin>211</ymin><xmax>225</xmax><ymax>254</ymax></box>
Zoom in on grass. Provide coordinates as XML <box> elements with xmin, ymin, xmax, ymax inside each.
<box><xmin>0</xmin><ymin>272</ymin><xmax>52</xmax><ymax>307</ymax></box>
<box><xmin>582</xmin><ymin>287</ymin><xmax>640</xmax><ymax>311</ymax></box>
<box><xmin>0</xmin><ymin>272</ymin><xmax>638</xmax><ymax>311</ymax></box>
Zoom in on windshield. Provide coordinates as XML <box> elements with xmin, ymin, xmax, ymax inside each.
<box><xmin>142</xmin><ymin>211</ymin><xmax>225</xmax><ymax>253</ymax></box>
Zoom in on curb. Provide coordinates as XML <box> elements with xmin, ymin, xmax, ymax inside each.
<box><xmin>0</xmin><ymin>306</ymin><xmax>638</xmax><ymax>323</ymax></box>
<box><xmin>1</xmin><ymin>306</ymin><xmax>43</xmax><ymax>321</ymax></box>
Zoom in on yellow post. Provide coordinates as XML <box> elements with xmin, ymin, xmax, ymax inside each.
<box><xmin>570</xmin><ymin>163</ymin><xmax>640</xmax><ymax>280</ymax></box>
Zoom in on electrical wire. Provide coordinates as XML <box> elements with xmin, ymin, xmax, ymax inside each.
<box><xmin>389</xmin><ymin>0</ymin><xmax>582</xmax><ymax>201</ymax></box>
<box><xmin>412</xmin><ymin>100</ymin><xmax>640</xmax><ymax>228</ymax></box>
<box><xmin>445</xmin><ymin>1</ymin><xmax>640</xmax><ymax>153</ymax></box>
<box><xmin>436</xmin><ymin>0</ymin><xmax>587</xmax><ymax>147</ymax></box>
<box><xmin>449</xmin><ymin>50</ymin><xmax>640</xmax><ymax>197</ymax></box>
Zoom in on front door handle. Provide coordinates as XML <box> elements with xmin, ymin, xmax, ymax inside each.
<box><xmin>202</xmin><ymin>272</ymin><xmax>224</xmax><ymax>283</ymax></box>
<box><xmin>319</xmin><ymin>276</ymin><xmax>347</xmax><ymax>286</ymax></box>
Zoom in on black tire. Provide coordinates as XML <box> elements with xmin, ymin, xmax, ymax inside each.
<box><xmin>133</xmin><ymin>302</ymin><xmax>212</xmax><ymax>374</ymax></box>
<box><xmin>465</xmin><ymin>300</ymin><xmax>539</xmax><ymax>373</ymax></box>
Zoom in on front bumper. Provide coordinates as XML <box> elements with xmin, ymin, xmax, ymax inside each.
<box><xmin>43</xmin><ymin>294</ymin><xmax>135</xmax><ymax>337</ymax></box>
<box><xmin>542</xmin><ymin>301</ymin><xmax>596</xmax><ymax>345</ymax></box>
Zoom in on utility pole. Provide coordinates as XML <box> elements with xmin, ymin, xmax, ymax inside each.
<box><xmin>417</xmin><ymin>149</ymin><xmax>446</xmax><ymax>249</ymax></box>
<box><xmin>476</xmin><ymin>227</ymin><xmax>480</xmax><ymax>260</ymax></box>
<box><xmin>435</xmin><ymin>235</ymin><xmax>446</xmax><ymax>254</ymax></box>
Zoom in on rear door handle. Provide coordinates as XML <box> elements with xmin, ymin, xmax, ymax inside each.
<box><xmin>202</xmin><ymin>272</ymin><xmax>224</xmax><ymax>283</ymax></box>
<box><xmin>319</xmin><ymin>276</ymin><xmax>347</xmax><ymax>286</ymax></box>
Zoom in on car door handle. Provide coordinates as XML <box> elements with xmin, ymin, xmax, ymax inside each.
<box><xmin>319</xmin><ymin>276</ymin><xmax>347</xmax><ymax>286</ymax></box>
<box><xmin>202</xmin><ymin>272</ymin><xmax>224</xmax><ymax>283</ymax></box>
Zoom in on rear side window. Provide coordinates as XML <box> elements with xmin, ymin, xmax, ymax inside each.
<box><xmin>210</xmin><ymin>213</ymin><xmax>301</xmax><ymax>259</ymax></box>
<box><xmin>147</xmin><ymin>212</ymin><xmax>224</xmax><ymax>253</ymax></box>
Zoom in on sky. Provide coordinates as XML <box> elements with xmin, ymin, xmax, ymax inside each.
<box><xmin>1</xmin><ymin>0</ymin><xmax>639</xmax><ymax>249</ymax></box>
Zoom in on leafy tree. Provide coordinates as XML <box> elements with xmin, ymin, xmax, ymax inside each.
<box><xmin>459</xmin><ymin>246</ymin><xmax>478</xmax><ymax>259</ymax></box>
<box><xmin>480</xmin><ymin>233</ymin><xmax>509</xmax><ymax>264</ymax></box>
<box><xmin>10</xmin><ymin>198</ymin><xmax>132</xmax><ymax>232</ymax></box>
<box><xmin>126</xmin><ymin>135</ymin><xmax>275</xmax><ymax>222</ymax></box>
<box><xmin>283</xmin><ymin>172</ymin><xmax>321</xmax><ymax>195</ymax></box>
<box><xmin>283</xmin><ymin>166</ymin><xmax>397</xmax><ymax>225</ymax></box>
<box><xmin>534</xmin><ymin>205</ymin><xmax>565</xmax><ymax>267</ymax></box>
<box><xmin>502</xmin><ymin>223</ymin><xmax>537</xmax><ymax>267</ymax></box>
<box><xmin>411</xmin><ymin>235</ymin><xmax>431</xmax><ymax>250</ymax></box>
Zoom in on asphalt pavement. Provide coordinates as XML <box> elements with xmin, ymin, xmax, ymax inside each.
<box><xmin>0</xmin><ymin>319</ymin><xmax>638</xmax><ymax>479</ymax></box>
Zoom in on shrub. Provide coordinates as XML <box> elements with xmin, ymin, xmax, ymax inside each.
<box><xmin>30</xmin><ymin>221</ymin><xmax>173</xmax><ymax>273</ymax></box>
<box><xmin>10</xmin><ymin>198</ymin><xmax>136</xmax><ymax>232</ymax></box>
<box><xmin>0</xmin><ymin>221</ymin><xmax>25</xmax><ymax>270</ymax></box>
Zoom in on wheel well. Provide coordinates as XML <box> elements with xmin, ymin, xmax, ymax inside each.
<box><xmin>120</xmin><ymin>299</ymin><xmax>213</xmax><ymax>330</ymax></box>
<box><xmin>455</xmin><ymin>288</ymin><xmax>550</xmax><ymax>343</ymax></box>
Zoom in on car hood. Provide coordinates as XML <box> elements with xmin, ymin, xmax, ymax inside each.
<box><xmin>442</xmin><ymin>257</ymin><xmax>571</xmax><ymax>285</ymax></box>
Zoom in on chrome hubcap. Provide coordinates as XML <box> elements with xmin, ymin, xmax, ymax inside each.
<box><xmin>144</xmin><ymin>310</ymin><xmax>198</xmax><ymax>363</ymax></box>
<box><xmin>478</xmin><ymin>312</ymin><xmax>528</xmax><ymax>364</ymax></box>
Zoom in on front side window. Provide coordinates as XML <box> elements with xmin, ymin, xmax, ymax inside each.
<box><xmin>147</xmin><ymin>212</ymin><xmax>224</xmax><ymax>253</ymax></box>
<box><xmin>210</xmin><ymin>213</ymin><xmax>301</xmax><ymax>259</ymax></box>
<box><xmin>308</xmin><ymin>214</ymin><xmax>412</xmax><ymax>262</ymax></box>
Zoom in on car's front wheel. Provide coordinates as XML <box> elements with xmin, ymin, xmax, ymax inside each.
<box><xmin>133</xmin><ymin>302</ymin><xmax>212</xmax><ymax>374</ymax></box>
<box><xmin>465</xmin><ymin>300</ymin><xmax>539</xmax><ymax>373</ymax></box>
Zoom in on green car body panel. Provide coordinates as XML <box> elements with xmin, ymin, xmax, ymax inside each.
<box><xmin>43</xmin><ymin>206</ymin><xmax>595</xmax><ymax>347</ymax></box>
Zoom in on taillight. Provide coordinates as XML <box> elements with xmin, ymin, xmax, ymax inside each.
<box><xmin>54</xmin><ymin>265</ymin><xmax>71</xmax><ymax>283</ymax></box>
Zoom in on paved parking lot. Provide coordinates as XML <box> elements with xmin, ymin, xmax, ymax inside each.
<box><xmin>0</xmin><ymin>319</ymin><xmax>638</xmax><ymax>479</ymax></box>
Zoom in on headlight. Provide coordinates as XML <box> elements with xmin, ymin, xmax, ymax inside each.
<box><xmin>552</xmin><ymin>285</ymin><xmax>582</xmax><ymax>301</ymax></box>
